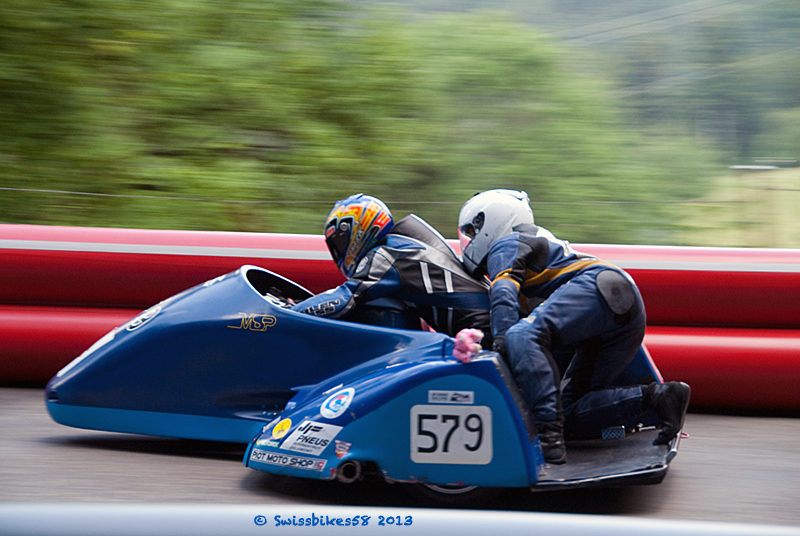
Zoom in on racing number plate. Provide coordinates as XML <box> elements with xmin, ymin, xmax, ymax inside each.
<box><xmin>410</xmin><ymin>405</ymin><xmax>492</xmax><ymax>464</ymax></box>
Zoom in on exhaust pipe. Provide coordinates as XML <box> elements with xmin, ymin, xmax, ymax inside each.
<box><xmin>336</xmin><ymin>460</ymin><xmax>362</xmax><ymax>484</ymax></box>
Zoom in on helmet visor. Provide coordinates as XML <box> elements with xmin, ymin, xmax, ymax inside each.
<box><xmin>458</xmin><ymin>226</ymin><xmax>473</xmax><ymax>256</ymax></box>
<box><xmin>325</xmin><ymin>220</ymin><xmax>351</xmax><ymax>266</ymax></box>
<box><xmin>458</xmin><ymin>210</ymin><xmax>484</xmax><ymax>252</ymax></box>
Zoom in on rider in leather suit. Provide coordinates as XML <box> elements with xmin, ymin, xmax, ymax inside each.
<box><xmin>292</xmin><ymin>194</ymin><xmax>492</xmax><ymax>343</ymax></box>
<box><xmin>458</xmin><ymin>189</ymin><xmax>691</xmax><ymax>464</ymax></box>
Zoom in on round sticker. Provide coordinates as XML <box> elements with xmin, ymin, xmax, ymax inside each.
<box><xmin>320</xmin><ymin>388</ymin><xmax>355</xmax><ymax>419</ymax></box>
<box><xmin>271</xmin><ymin>418</ymin><xmax>292</xmax><ymax>440</ymax></box>
<box><xmin>126</xmin><ymin>305</ymin><xmax>161</xmax><ymax>332</ymax></box>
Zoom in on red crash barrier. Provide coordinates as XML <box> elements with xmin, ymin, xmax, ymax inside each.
<box><xmin>581</xmin><ymin>244</ymin><xmax>800</xmax><ymax>329</ymax></box>
<box><xmin>0</xmin><ymin>305</ymin><xmax>138</xmax><ymax>383</ymax></box>
<box><xmin>644</xmin><ymin>326</ymin><xmax>800</xmax><ymax>411</ymax></box>
<box><xmin>2</xmin><ymin>223</ymin><xmax>800</xmax><ymax>412</ymax></box>
<box><xmin>3</xmin><ymin>224</ymin><xmax>800</xmax><ymax>327</ymax></box>
<box><xmin>0</xmin><ymin>224</ymin><xmax>343</xmax><ymax>309</ymax></box>
<box><xmin>3</xmin><ymin>303</ymin><xmax>799</xmax><ymax>413</ymax></box>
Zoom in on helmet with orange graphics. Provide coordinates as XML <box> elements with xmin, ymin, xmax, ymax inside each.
<box><xmin>324</xmin><ymin>194</ymin><xmax>394</xmax><ymax>278</ymax></box>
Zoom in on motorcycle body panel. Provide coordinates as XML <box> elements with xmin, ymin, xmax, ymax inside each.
<box><xmin>46</xmin><ymin>266</ymin><xmax>451</xmax><ymax>442</ymax></box>
<box><xmin>46</xmin><ymin>265</ymin><xmax>678</xmax><ymax>490</ymax></box>
<box><xmin>245</xmin><ymin>355</ymin><xmax>543</xmax><ymax>487</ymax></box>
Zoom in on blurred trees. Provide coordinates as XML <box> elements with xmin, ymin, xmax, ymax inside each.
<box><xmin>395</xmin><ymin>0</ymin><xmax>800</xmax><ymax>162</ymax></box>
<box><xmin>4</xmin><ymin>0</ymin><xmax>792</xmax><ymax>244</ymax></box>
<box><xmin>1</xmin><ymin>0</ymin><xmax>440</xmax><ymax>232</ymax></box>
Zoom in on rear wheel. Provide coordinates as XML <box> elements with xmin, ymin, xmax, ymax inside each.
<box><xmin>401</xmin><ymin>483</ymin><xmax>500</xmax><ymax>507</ymax></box>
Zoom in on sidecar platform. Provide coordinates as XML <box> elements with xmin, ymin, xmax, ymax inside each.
<box><xmin>532</xmin><ymin>430</ymin><xmax>679</xmax><ymax>490</ymax></box>
<box><xmin>487</xmin><ymin>352</ymin><xmax>680</xmax><ymax>490</ymax></box>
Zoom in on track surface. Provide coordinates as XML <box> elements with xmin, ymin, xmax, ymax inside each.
<box><xmin>2</xmin><ymin>388</ymin><xmax>799</xmax><ymax>527</ymax></box>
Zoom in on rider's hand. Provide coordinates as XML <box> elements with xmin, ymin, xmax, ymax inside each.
<box><xmin>492</xmin><ymin>335</ymin><xmax>506</xmax><ymax>357</ymax></box>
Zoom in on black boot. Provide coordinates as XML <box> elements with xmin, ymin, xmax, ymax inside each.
<box><xmin>643</xmin><ymin>382</ymin><xmax>691</xmax><ymax>445</ymax></box>
<box><xmin>535</xmin><ymin>420</ymin><xmax>567</xmax><ymax>464</ymax></box>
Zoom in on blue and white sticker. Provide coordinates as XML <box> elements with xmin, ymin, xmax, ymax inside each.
<box><xmin>428</xmin><ymin>390</ymin><xmax>474</xmax><ymax>404</ymax></box>
<box><xmin>320</xmin><ymin>388</ymin><xmax>355</xmax><ymax>419</ymax></box>
<box><xmin>126</xmin><ymin>305</ymin><xmax>162</xmax><ymax>331</ymax></box>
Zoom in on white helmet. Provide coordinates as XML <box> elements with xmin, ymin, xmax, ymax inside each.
<box><xmin>458</xmin><ymin>189</ymin><xmax>534</xmax><ymax>276</ymax></box>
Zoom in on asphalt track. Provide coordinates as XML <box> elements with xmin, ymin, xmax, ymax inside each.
<box><xmin>2</xmin><ymin>388</ymin><xmax>799</xmax><ymax>529</ymax></box>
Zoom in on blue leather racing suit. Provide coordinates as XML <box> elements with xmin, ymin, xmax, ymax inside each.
<box><xmin>488</xmin><ymin>223</ymin><xmax>646</xmax><ymax>438</ymax></box>
<box><xmin>293</xmin><ymin>215</ymin><xmax>491</xmax><ymax>341</ymax></box>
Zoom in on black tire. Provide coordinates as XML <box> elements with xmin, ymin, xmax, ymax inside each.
<box><xmin>401</xmin><ymin>482</ymin><xmax>500</xmax><ymax>507</ymax></box>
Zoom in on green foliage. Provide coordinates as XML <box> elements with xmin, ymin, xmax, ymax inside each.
<box><xmin>750</xmin><ymin>107</ymin><xmax>800</xmax><ymax>164</ymax></box>
<box><xmin>1</xmin><ymin>0</ymin><xmax>436</xmax><ymax>231</ymax></box>
<box><xmin>0</xmin><ymin>0</ymin><xmax>756</xmax><ymax>246</ymax></box>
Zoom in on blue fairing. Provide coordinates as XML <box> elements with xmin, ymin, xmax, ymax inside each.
<box><xmin>245</xmin><ymin>353</ymin><xmax>546</xmax><ymax>487</ymax></box>
<box><xmin>45</xmin><ymin>265</ymin><xmax>671</xmax><ymax>489</ymax></box>
<box><xmin>45</xmin><ymin>266</ymin><xmax>451</xmax><ymax>443</ymax></box>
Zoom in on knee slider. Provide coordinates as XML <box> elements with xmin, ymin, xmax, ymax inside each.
<box><xmin>596</xmin><ymin>269</ymin><xmax>636</xmax><ymax>316</ymax></box>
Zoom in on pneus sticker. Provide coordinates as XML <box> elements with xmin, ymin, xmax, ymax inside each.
<box><xmin>410</xmin><ymin>405</ymin><xmax>492</xmax><ymax>464</ymax></box>
<box><xmin>281</xmin><ymin>421</ymin><xmax>342</xmax><ymax>456</ymax></box>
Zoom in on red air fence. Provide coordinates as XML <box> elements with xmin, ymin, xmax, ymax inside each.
<box><xmin>2</xmin><ymin>223</ymin><xmax>799</xmax><ymax>412</ymax></box>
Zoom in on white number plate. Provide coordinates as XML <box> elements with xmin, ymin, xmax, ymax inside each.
<box><xmin>410</xmin><ymin>405</ymin><xmax>492</xmax><ymax>465</ymax></box>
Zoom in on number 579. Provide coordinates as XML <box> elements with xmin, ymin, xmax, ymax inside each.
<box><xmin>410</xmin><ymin>405</ymin><xmax>493</xmax><ymax>464</ymax></box>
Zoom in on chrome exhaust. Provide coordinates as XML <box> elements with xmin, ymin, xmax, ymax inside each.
<box><xmin>336</xmin><ymin>460</ymin><xmax>362</xmax><ymax>483</ymax></box>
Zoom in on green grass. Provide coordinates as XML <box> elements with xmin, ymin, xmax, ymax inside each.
<box><xmin>677</xmin><ymin>167</ymin><xmax>800</xmax><ymax>248</ymax></box>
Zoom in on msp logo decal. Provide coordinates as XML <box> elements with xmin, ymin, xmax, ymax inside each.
<box><xmin>320</xmin><ymin>388</ymin><xmax>355</xmax><ymax>419</ymax></box>
<box><xmin>271</xmin><ymin>418</ymin><xmax>292</xmax><ymax>440</ymax></box>
<box><xmin>228</xmin><ymin>313</ymin><xmax>277</xmax><ymax>332</ymax></box>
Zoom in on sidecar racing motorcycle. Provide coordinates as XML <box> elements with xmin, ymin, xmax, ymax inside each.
<box><xmin>45</xmin><ymin>264</ymin><xmax>681</xmax><ymax>498</ymax></box>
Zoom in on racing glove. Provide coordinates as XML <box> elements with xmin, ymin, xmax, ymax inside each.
<box><xmin>492</xmin><ymin>335</ymin><xmax>506</xmax><ymax>357</ymax></box>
